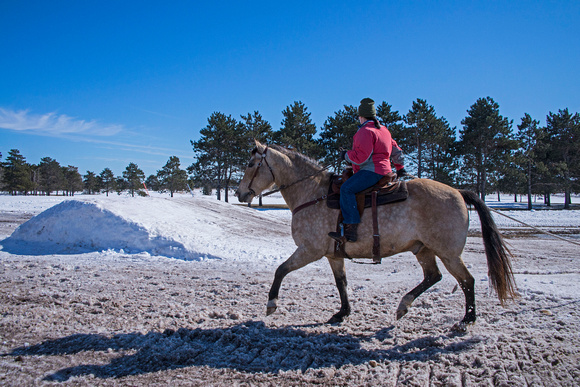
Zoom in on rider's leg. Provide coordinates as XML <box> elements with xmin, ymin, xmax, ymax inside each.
<box><xmin>329</xmin><ymin>170</ymin><xmax>383</xmax><ymax>242</ymax></box>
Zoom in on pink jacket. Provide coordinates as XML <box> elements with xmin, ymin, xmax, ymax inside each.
<box><xmin>346</xmin><ymin>121</ymin><xmax>403</xmax><ymax>175</ymax></box>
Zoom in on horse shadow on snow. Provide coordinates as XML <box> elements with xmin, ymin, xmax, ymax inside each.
<box><xmin>5</xmin><ymin>321</ymin><xmax>482</xmax><ymax>382</ymax></box>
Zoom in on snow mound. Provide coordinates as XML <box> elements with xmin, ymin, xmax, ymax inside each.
<box><xmin>0</xmin><ymin>197</ymin><xmax>295</xmax><ymax>261</ymax></box>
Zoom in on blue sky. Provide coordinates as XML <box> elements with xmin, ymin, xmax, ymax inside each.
<box><xmin>1</xmin><ymin>1</ymin><xmax>579</xmax><ymax>176</ymax></box>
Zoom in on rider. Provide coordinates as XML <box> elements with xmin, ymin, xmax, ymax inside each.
<box><xmin>328</xmin><ymin>97</ymin><xmax>406</xmax><ymax>243</ymax></box>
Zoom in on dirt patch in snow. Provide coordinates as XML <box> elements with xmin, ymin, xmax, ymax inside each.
<box><xmin>0</xmin><ymin>206</ymin><xmax>579</xmax><ymax>385</ymax></box>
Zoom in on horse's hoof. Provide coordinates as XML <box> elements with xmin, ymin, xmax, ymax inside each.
<box><xmin>266</xmin><ymin>306</ymin><xmax>277</xmax><ymax>316</ymax></box>
<box><xmin>450</xmin><ymin>321</ymin><xmax>474</xmax><ymax>333</ymax></box>
<box><xmin>396</xmin><ymin>308</ymin><xmax>408</xmax><ymax>320</ymax></box>
<box><xmin>327</xmin><ymin>314</ymin><xmax>345</xmax><ymax>324</ymax></box>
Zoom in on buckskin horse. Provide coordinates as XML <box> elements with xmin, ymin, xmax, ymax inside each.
<box><xmin>235</xmin><ymin>141</ymin><xmax>516</xmax><ymax>330</ymax></box>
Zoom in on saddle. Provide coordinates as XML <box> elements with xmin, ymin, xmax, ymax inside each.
<box><xmin>327</xmin><ymin>168</ymin><xmax>408</xmax><ymax>263</ymax></box>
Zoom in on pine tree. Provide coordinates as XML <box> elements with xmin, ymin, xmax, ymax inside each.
<box><xmin>515</xmin><ymin>114</ymin><xmax>543</xmax><ymax>209</ymax></box>
<box><xmin>38</xmin><ymin>157</ymin><xmax>64</xmax><ymax>195</ymax></box>
<box><xmin>1</xmin><ymin>149</ymin><xmax>34</xmax><ymax>195</ymax></box>
<box><xmin>240</xmin><ymin>111</ymin><xmax>273</xmax><ymax>144</ymax></box>
<box><xmin>83</xmin><ymin>171</ymin><xmax>99</xmax><ymax>194</ymax></box>
<box><xmin>99</xmin><ymin>168</ymin><xmax>116</xmax><ymax>196</ymax></box>
<box><xmin>318</xmin><ymin>105</ymin><xmax>359</xmax><ymax>172</ymax></box>
<box><xmin>544</xmin><ymin>108</ymin><xmax>580</xmax><ymax>209</ymax></box>
<box><xmin>145</xmin><ymin>174</ymin><xmax>160</xmax><ymax>192</ymax></box>
<box><xmin>376</xmin><ymin>101</ymin><xmax>405</xmax><ymax>140</ymax></box>
<box><xmin>157</xmin><ymin>156</ymin><xmax>188</xmax><ymax>197</ymax></box>
<box><xmin>0</xmin><ymin>152</ymin><xmax>3</xmax><ymax>191</ymax></box>
<box><xmin>190</xmin><ymin>112</ymin><xmax>246</xmax><ymax>202</ymax></box>
<box><xmin>115</xmin><ymin>176</ymin><xmax>127</xmax><ymax>195</ymax></box>
<box><xmin>458</xmin><ymin>97</ymin><xmax>515</xmax><ymax>200</ymax></box>
<box><xmin>63</xmin><ymin>165</ymin><xmax>83</xmax><ymax>196</ymax></box>
<box><xmin>403</xmin><ymin>99</ymin><xmax>457</xmax><ymax>183</ymax></box>
<box><xmin>123</xmin><ymin>162</ymin><xmax>145</xmax><ymax>197</ymax></box>
<box><xmin>274</xmin><ymin>101</ymin><xmax>320</xmax><ymax>158</ymax></box>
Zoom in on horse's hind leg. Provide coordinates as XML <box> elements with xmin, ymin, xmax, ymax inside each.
<box><xmin>396</xmin><ymin>246</ymin><xmax>442</xmax><ymax>320</ymax></box>
<box><xmin>267</xmin><ymin>245</ymin><xmax>323</xmax><ymax>316</ymax></box>
<box><xmin>439</xmin><ymin>255</ymin><xmax>476</xmax><ymax>329</ymax></box>
<box><xmin>327</xmin><ymin>257</ymin><xmax>350</xmax><ymax>324</ymax></box>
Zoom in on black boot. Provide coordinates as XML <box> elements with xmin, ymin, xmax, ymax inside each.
<box><xmin>344</xmin><ymin>223</ymin><xmax>358</xmax><ymax>242</ymax></box>
<box><xmin>328</xmin><ymin>223</ymin><xmax>358</xmax><ymax>243</ymax></box>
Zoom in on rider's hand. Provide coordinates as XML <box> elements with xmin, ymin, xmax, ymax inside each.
<box><xmin>396</xmin><ymin>168</ymin><xmax>407</xmax><ymax>178</ymax></box>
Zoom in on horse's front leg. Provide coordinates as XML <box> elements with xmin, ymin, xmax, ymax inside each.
<box><xmin>267</xmin><ymin>245</ymin><xmax>323</xmax><ymax>316</ymax></box>
<box><xmin>327</xmin><ymin>257</ymin><xmax>350</xmax><ymax>324</ymax></box>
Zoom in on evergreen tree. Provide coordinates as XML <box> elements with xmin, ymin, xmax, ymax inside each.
<box><xmin>123</xmin><ymin>162</ymin><xmax>145</xmax><ymax>197</ymax></box>
<box><xmin>157</xmin><ymin>156</ymin><xmax>188</xmax><ymax>197</ymax></box>
<box><xmin>458</xmin><ymin>97</ymin><xmax>515</xmax><ymax>200</ymax></box>
<box><xmin>83</xmin><ymin>171</ymin><xmax>99</xmax><ymax>194</ymax></box>
<box><xmin>318</xmin><ymin>105</ymin><xmax>359</xmax><ymax>172</ymax></box>
<box><xmin>1</xmin><ymin>149</ymin><xmax>34</xmax><ymax>195</ymax></box>
<box><xmin>274</xmin><ymin>101</ymin><xmax>320</xmax><ymax>158</ymax></box>
<box><xmin>515</xmin><ymin>114</ymin><xmax>544</xmax><ymax>209</ymax></box>
<box><xmin>99</xmin><ymin>168</ymin><xmax>115</xmax><ymax>196</ymax></box>
<box><xmin>0</xmin><ymin>152</ymin><xmax>3</xmax><ymax>191</ymax></box>
<box><xmin>403</xmin><ymin>99</ymin><xmax>457</xmax><ymax>182</ymax></box>
<box><xmin>240</xmin><ymin>111</ymin><xmax>274</xmax><ymax>144</ymax></box>
<box><xmin>145</xmin><ymin>174</ymin><xmax>160</xmax><ymax>192</ymax></box>
<box><xmin>115</xmin><ymin>176</ymin><xmax>127</xmax><ymax>195</ymax></box>
<box><xmin>376</xmin><ymin>101</ymin><xmax>405</xmax><ymax>141</ymax></box>
<box><xmin>63</xmin><ymin>165</ymin><xmax>83</xmax><ymax>196</ymax></box>
<box><xmin>38</xmin><ymin>157</ymin><xmax>64</xmax><ymax>195</ymax></box>
<box><xmin>544</xmin><ymin>108</ymin><xmax>580</xmax><ymax>209</ymax></box>
<box><xmin>190</xmin><ymin>112</ymin><xmax>246</xmax><ymax>202</ymax></box>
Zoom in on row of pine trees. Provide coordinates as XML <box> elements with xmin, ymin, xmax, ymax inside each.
<box><xmin>2</xmin><ymin>97</ymin><xmax>579</xmax><ymax>208</ymax></box>
<box><xmin>0</xmin><ymin>153</ymin><xmax>188</xmax><ymax>198</ymax></box>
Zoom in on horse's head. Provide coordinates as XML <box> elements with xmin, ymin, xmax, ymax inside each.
<box><xmin>235</xmin><ymin>140</ymin><xmax>276</xmax><ymax>203</ymax></box>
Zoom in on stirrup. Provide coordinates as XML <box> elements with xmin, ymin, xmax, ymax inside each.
<box><xmin>328</xmin><ymin>231</ymin><xmax>344</xmax><ymax>243</ymax></box>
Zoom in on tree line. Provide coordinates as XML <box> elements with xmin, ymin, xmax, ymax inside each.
<box><xmin>0</xmin><ymin>151</ymin><xmax>189</xmax><ymax>198</ymax></box>
<box><xmin>2</xmin><ymin>97</ymin><xmax>579</xmax><ymax>209</ymax></box>
<box><xmin>190</xmin><ymin>98</ymin><xmax>579</xmax><ymax>209</ymax></box>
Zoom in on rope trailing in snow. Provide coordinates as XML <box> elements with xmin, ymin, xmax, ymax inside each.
<box><xmin>489</xmin><ymin>208</ymin><xmax>580</xmax><ymax>247</ymax></box>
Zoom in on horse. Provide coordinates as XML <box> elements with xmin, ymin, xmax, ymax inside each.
<box><xmin>235</xmin><ymin>141</ymin><xmax>517</xmax><ymax>330</ymax></box>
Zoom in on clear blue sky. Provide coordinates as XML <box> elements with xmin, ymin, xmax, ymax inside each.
<box><xmin>1</xmin><ymin>1</ymin><xmax>578</xmax><ymax>176</ymax></box>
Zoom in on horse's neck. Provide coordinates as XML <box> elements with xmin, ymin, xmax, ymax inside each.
<box><xmin>274</xmin><ymin>158</ymin><xmax>329</xmax><ymax>212</ymax></box>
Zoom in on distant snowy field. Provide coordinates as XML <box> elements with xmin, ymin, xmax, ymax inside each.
<box><xmin>0</xmin><ymin>191</ymin><xmax>578</xmax><ymax>261</ymax></box>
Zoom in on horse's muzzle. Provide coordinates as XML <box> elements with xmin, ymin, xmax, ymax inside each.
<box><xmin>235</xmin><ymin>190</ymin><xmax>254</xmax><ymax>203</ymax></box>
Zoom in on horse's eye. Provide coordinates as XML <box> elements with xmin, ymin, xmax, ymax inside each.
<box><xmin>248</xmin><ymin>161</ymin><xmax>255</xmax><ymax>168</ymax></box>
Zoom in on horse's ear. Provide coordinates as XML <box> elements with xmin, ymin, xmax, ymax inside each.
<box><xmin>254</xmin><ymin>139</ymin><xmax>267</xmax><ymax>154</ymax></box>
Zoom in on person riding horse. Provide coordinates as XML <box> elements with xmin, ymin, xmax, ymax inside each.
<box><xmin>328</xmin><ymin>98</ymin><xmax>406</xmax><ymax>243</ymax></box>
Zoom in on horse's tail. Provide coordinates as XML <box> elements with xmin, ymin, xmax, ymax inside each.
<box><xmin>459</xmin><ymin>190</ymin><xmax>517</xmax><ymax>305</ymax></box>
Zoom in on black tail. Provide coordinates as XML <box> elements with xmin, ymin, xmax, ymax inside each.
<box><xmin>459</xmin><ymin>190</ymin><xmax>517</xmax><ymax>304</ymax></box>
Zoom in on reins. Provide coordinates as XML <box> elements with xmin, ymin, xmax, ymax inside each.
<box><xmin>249</xmin><ymin>146</ymin><xmax>332</xmax><ymax>200</ymax></box>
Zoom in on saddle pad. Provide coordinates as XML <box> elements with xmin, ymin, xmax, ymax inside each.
<box><xmin>326</xmin><ymin>180</ymin><xmax>408</xmax><ymax>210</ymax></box>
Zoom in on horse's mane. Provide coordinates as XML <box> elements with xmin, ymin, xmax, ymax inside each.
<box><xmin>268</xmin><ymin>144</ymin><xmax>322</xmax><ymax>170</ymax></box>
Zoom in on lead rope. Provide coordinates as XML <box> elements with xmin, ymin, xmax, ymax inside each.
<box><xmin>488</xmin><ymin>208</ymin><xmax>580</xmax><ymax>247</ymax></box>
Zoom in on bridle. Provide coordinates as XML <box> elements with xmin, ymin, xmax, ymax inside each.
<box><xmin>246</xmin><ymin>145</ymin><xmax>332</xmax><ymax>199</ymax></box>
<box><xmin>246</xmin><ymin>145</ymin><xmax>275</xmax><ymax>197</ymax></box>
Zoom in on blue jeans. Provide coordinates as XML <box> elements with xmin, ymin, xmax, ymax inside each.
<box><xmin>340</xmin><ymin>170</ymin><xmax>384</xmax><ymax>224</ymax></box>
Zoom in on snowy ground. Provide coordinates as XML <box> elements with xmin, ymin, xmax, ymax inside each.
<box><xmin>0</xmin><ymin>192</ymin><xmax>579</xmax><ymax>385</ymax></box>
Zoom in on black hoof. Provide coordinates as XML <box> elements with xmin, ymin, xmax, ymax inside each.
<box><xmin>451</xmin><ymin>316</ymin><xmax>476</xmax><ymax>333</ymax></box>
<box><xmin>327</xmin><ymin>311</ymin><xmax>349</xmax><ymax>324</ymax></box>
